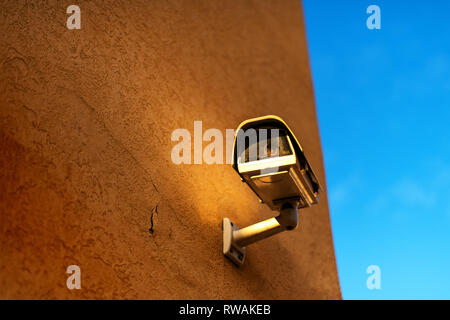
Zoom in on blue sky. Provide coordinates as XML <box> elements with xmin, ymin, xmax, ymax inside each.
<box><xmin>303</xmin><ymin>0</ymin><xmax>450</xmax><ymax>299</ymax></box>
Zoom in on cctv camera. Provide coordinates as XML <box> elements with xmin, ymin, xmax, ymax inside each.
<box><xmin>223</xmin><ymin>115</ymin><xmax>321</xmax><ymax>266</ymax></box>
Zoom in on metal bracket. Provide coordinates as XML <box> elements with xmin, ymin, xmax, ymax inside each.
<box><xmin>222</xmin><ymin>218</ymin><xmax>246</xmax><ymax>267</ymax></box>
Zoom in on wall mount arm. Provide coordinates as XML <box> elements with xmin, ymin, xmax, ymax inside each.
<box><xmin>223</xmin><ymin>201</ymin><xmax>299</xmax><ymax>266</ymax></box>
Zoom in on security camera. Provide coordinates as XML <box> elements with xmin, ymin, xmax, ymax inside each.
<box><xmin>223</xmin><ymin>115</ymin><xmax>321</xmax><ymax>266</ymax></box>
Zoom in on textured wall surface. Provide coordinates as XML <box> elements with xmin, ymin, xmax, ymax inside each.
<box><xmin>0</xmin><ymin>0</ymin><xmax>341</xmax><ymax>299</ymax></box>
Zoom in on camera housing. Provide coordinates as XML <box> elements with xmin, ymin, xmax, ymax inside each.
<box><xmin>232</xmin><ymin>115</ymin><xmax>320</xmax><ymax>210</ymax></box>
<box><xmin>223</xmin><ymin>115</ymin><xmax>321</xmax><ymax>266</ymax></box>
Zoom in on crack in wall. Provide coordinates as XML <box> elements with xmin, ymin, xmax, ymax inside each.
<box><xmin>149</xmin><ymin>203</ymin><xmax>159</xmax><ymax>235</ymax></box>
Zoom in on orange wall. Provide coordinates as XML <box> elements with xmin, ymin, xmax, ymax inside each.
<box><xmin>0</xmin><ymin>0</ymin><xmax>341</xmax><ymax>299</ymax></box>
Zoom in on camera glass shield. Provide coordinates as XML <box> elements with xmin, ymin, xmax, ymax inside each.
<box><xmin>237</xmin><ymin>129</ymin><xmax>292</xmax><ymax>164</ymax></box>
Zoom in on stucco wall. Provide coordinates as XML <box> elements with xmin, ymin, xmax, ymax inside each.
<box><xmin>0</xmin><ymin>0</ymin><xmax>341</xmax><ymax>299</ymax></box>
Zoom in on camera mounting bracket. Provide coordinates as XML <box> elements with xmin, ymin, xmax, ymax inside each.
<box><xmin>223</xmin><ymin>218</ymin><xmax>247</xmax><ymax>266</ymax></box>
<box><xmin>223</xmin><ymin>201</ymin><xmax>298</xmax><ymax>267</ymax></box>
